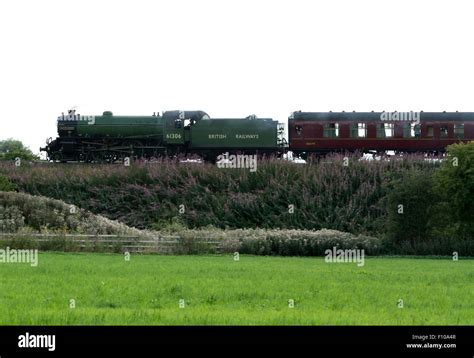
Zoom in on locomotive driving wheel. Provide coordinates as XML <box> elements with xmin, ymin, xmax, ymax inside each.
<box><xmin>123</xmin><ymin>140</ymin><xmax>145</xmax><ymax>159</ymax></box>
<box><xmin>89</xmin><ymin>150</ymin><xmax>105</xmax><ymax>163</ymax></box>
<box><xmin>76</xmin><ymin>152</ymin><xmax>88</xmax><ymax>162</ymax></box>
<box><xmin>51</xmin><ymin>152</ymin><xmax>63</xmax><ymax>162</ymax></box>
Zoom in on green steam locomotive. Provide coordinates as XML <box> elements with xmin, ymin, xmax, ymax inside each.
<box><xmin>40</xmin><ymin>110</ymin><xmax>286</xmax><ymax>162</ymax></box>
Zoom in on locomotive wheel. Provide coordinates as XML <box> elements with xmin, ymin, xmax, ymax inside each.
<box><xmin>76</xmin><ymin>152</ymin><xmax>88</xmax><ymax>162</ymax></box>
<box><xmin>51</xmin><ymin>152</ymin><xmax>63</xmax><ymax>162</ymax></box>
<box><xmin>102</xmin><ymin>152</ymin><xmax>117</xmax><ymax>163</ymax></box>
<box><xmin>122</xmin><ymin>140</ymin><xmax>144</xmax><ymax>158</ymax></box>
<box><xmin>89</xmin><ymin>151</ymin><xmax>105</xmax><ymax>163</ymax></box>
<box><xmin>132</xmin><ymin>141</ymin><xmax>144</xmax><ymax>158</ymax></box>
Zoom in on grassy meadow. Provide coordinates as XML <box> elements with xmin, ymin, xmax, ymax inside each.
<box><xmin>0</xmin><ymin>252</ymin><xmax>472</xmax><ymax>325</ymax></box>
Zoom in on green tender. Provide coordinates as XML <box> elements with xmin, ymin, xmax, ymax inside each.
<box><xmin>190</xmin><ymin>118</ymin><xmax>278</xmax><ymax>149</ymax></box>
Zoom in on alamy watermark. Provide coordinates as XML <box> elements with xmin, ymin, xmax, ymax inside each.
<box><xmin>57</xmin><ymin>112</ymin><xmax>95</xmax><ymax>125</ymax></box>
<box><xmin>0</xmin><ymin>247</ymin><xmax>38</xmax><ymax>267</ymax></box>
<box><xmin>217</xmin><ymin>152</ymin><xmax>257</xmax><ymax>172</ymax></box>
<box><xmin>380</xmin><ymin>111</ymin><xmax>420</xmax><ymax>124</ymax></box>
<box><xmin>324</xmin><ymin>247</ymin><xmax>365</xmax><ymax>267</ymax></box>
<box><xmin>18</xmin><ymin>332</ymin><xmax>55</xmax><ymax>351</ymax></box>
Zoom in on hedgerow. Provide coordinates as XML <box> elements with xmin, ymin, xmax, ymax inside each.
<box><xmin>0</xmin><ymin>150</ymin><xmax>472</xmax><ymax>255</ymax></box>
<box><xmin>0</xmin><ymin>155</ymin><xmax>438</xmax><ymax>234</ymax></box>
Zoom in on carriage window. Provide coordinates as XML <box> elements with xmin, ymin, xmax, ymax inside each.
<box><xmin>411</xmin><ymin>123</ymin><xmax>421</xmax><ymax>138</ymax></box>
<box><xmin>426</xmin><ymin>125</ymin><xmax>434</xmax><ymax>137</ymax></box>
<box><xmin>295</xmin><ymin>125</ymin><xmax>303</xmax><ymax>136</ymax></box>
<box><xmin>351</xmin><ymin>123</ymin><xmax>366</xmax><ymax>138</ymax></box>
<box><xmin>454</xmin><ymin>123</ymin><xmax>464</xmax><ymax>139</ymax></box>
<box><xmin>323</xmin><ymin>123</ymin><xmax>339</xmax><ymax>138</ymax></box>
<box><xmin>376</xmin><ymin>124</ymin><xmax>385</xmax><ymax>138</ymax></box>
<box><xmin>440</xmin><ymin>125</ymin><xmax>449</xmax><ymax>138</ymax></box>
<box><xmin>377</xmin><ymin>123</ymin><xmax>394</xmax><ymax>138</ymax></box>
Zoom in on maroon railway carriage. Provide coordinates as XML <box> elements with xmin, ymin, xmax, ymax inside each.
<box><xmin>289</xmin><ymin>111</ymin><xmax>474</xmax><ymax>156</ymax></box>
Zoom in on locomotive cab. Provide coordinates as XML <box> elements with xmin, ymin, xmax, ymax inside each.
<box><xmin>162</xmin><ymin>110</ymin><xmax>210</xmax><ymax>145</ymax></box>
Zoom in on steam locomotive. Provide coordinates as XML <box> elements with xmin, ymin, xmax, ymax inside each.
<box><xmin>40</xmin><ymin>109</ymin><xmax>474</xmax><ymax>162</ymax></box>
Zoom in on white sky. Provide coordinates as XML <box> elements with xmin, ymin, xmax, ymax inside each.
<box><xmin>1</xmin><ymin>0</ymin><xmax>474</xmax><ymax>157</ymax></box>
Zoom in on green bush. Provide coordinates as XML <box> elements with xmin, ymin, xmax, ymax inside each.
<box><xmin>434</xmin><ymin>141</ymin><xmax>474</xmax><ymax>240</ymax></box>
<box><xmin>384</xmin><ymin>170</ymin><xmax>438</xmax><ymax>246</ymax></box>
<box><xmin>0</xmin><ymin>175</ymin><xmax>16</xmax><ymax>192</ymax></box>
<box><xmin>0</xmin><ymin>191</ymin><xmax>144</xmax><ymax>236</ymax></box>
<box><xmin>380</xmin><ymin>143</ymin><xmax>474</xmax><ymax>256</ymax></box>
<box><xmin>237</xmin><ymin>229</ymin><xmax>380</xmax><ymax>256</ymax></box>
<box><xmin>0</xmin><ymin>205</ymin><xmax>25</xmax><ymax>232</ymax></box>
<box><xmin>155</xmin><ymin>227</ymin><xmax>382</xmax><ymax>256</ymax></box>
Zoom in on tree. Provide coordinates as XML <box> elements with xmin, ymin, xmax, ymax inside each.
<box><xmin>385</xmin><ymin>170</ymin><xmax>437</xmax><ymax>247</ymax></box>
<box><xmin>434</xmin><ymin>141</ymin><xmax>474</xmax><ymax>239</ymax></box>
<box><xmin>0</xmin><ymin>139</ymin><xmax>39</xmax><ymax>161</ymax></box>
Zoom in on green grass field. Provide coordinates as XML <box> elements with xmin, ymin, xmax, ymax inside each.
<box><xmin>0</xmin><ymin>253</ymin><xmax>472</xmax><ymax>325</ymax></box>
